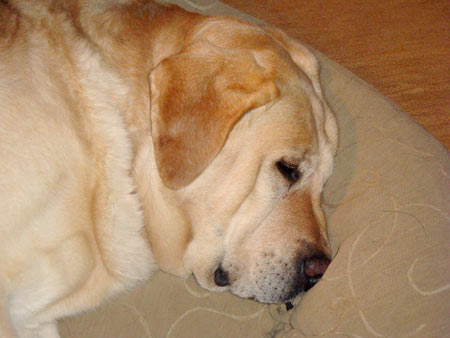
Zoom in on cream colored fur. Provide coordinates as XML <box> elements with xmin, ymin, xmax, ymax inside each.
<box><xmin>0</xmin><ymin>2</ymin><xmax>155</xmax><ymax>336</ymax></box>
<box><xmin>0</xmin><ymin>1</ymin><xmax>337</xmax><ymax>336</ymax></box>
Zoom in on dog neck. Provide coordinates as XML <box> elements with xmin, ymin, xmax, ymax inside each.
<box><xmin>132</xmin><ymin>135</ymin><xmax>192</xmax><ymax>277</ymax></box>
<box><xmin>75</xmin><ymin>1</ymin><xmax>196</xmax><ymax>276</ymax></box>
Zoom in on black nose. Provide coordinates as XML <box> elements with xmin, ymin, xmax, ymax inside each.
<box><xmin>214</xmin><ymin>265</ymin><xmax>229</xmax><ymax>287</ymax></box>
<box><xmin>302</xmin><ymin>255</ymin><xmax>331</xmax><ymax>291</ymax></box>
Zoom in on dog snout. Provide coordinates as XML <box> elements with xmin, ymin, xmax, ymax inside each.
<box><xmin>220</xmin><ymin>250</ymin><xmax>331</xmax><ymax>303</ymax></box>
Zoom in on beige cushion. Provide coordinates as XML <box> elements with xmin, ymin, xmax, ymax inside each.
<box><xmin>60</xmin><ymin>0</ymin><xmax>450</xmax><ymax>337</ymax></box>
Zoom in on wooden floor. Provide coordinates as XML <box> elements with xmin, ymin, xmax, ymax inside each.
<box><xmin>222</xmin><ymin>0</ymin><xmax>450</xmax><ymax>149</ymax></box>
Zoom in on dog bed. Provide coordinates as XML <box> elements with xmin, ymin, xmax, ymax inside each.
<box><xmin>59</xmin><ymin>0</ymin><xmax>450</xmax><ymax>337</ymax></box>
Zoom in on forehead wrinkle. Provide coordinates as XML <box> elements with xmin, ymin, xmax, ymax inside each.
<box><xmin>223</xmin><ymin>160</ymin><xmax>266</xmax><ymax>250</ymax></box>
<box><xmin>255</xmin><ymin>108</ymin><xmax>315</xmax><ymax>153</ymax></box>
<box><xmin>222</xmin><ymin>155</ymin><xmax>263</xmax><ymax>228</ymax></box>
<box><xmin>225</xmin><ymin>80</ymin><xmax>315</xmax><ymax>149</ymax></box>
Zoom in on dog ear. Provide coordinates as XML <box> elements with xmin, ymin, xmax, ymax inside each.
<box><xmin>265</xmin><ymin>26</ymin><xmax>338</xmax><ymax>155</ymax></box>
<box><xmin>264</xmin><ymin>26</ymin><xmax>321</xmax><ymax>94</ymax></box>
<box><xmin>149</xmin><ymin>43</ymin><xmax>279</xmax><ymax>189</ymax></box>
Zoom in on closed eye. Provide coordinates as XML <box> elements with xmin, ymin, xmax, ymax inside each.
<box><xmin>275</xmin><ymin>160</ymin><xmax>301</xmax><ymax>184</ymax></box>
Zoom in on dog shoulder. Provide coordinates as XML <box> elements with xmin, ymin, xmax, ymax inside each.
<box><xmin>0</xmin><ymin>0</ymin><xmax>156</xmax><ymax>329</ymax></box>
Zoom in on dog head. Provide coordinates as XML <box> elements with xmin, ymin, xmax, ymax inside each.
<box><xmin>143</xmin><ymin>18</ymin><xmax>338</xmax><ymax>303</ymax></box>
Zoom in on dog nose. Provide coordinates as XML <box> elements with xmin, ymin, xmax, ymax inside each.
<box><xmin>304</xmin><ymin>256</ymin><xmax>330</xmax><ymax>278</ymax></box>
<box><xmin>214</xmin><ymin>265</ymin><xmax>230</xmax><ymax>287</ymax></box>
<box><xmin>302</xmin><ymin>255</ymin><xmax>331</xmax><ymax>291</ymax></box>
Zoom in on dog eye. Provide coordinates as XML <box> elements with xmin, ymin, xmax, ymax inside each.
<box><xmin>276</xmin><ymin>160</ymin><xmax>301</xmax><ymax>184</ymax></box>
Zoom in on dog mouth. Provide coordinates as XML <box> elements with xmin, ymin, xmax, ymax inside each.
<box><xmin>212</xmin><ymin>253</ymin><xmax>331</xmax><ymax>303</ymax></box>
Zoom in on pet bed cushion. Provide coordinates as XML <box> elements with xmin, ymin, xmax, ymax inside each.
<box><xmin>60</xmin><ymin>0</ymin><xmax>450</xmax><ymax>337</ymax></box>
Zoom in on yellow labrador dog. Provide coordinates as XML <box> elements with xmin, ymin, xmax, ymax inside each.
<box><xmin>0</xmin><ymin>0</ymin><xmax>338</xmax><ymax>336</ymax></box>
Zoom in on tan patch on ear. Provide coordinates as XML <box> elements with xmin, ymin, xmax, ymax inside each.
<box><xmin>150</xmin><ymin>42</ymin><xmax>279</xmax><ymax>189</ymax></box>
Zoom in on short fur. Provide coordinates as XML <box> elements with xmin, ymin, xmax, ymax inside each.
<box><xmin>0</xmin><ymin>1</ymin><xmax>338</xmax><ymax>337</ymax></box>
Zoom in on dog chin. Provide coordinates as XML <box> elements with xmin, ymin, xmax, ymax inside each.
<box><xmin>229</xmin><ymin>280</ymin><xmax>290</xmax><ymax>304</ymax></box>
